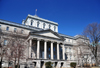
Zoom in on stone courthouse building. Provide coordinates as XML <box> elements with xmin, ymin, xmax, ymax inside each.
<box><xmin>0</xmin><ymin>14</ymin><xmax>96</xmax><ymax>68</ymax></box>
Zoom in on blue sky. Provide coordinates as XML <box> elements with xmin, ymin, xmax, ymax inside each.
<box><xmin>0</xmin><ymin>0</ymin><xmax>100</xmax><ymax>36</ymax></box>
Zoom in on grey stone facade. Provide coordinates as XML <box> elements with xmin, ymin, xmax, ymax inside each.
<box><xmin>0</xmin><ymin>14</ymin><xmax>98</xmax><ymax>68</ymax></box>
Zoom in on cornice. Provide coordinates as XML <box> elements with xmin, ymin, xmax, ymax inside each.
<box><xmin>25</xmin><ymin>14</ymin><xmax>58</xmax><ymax>26</ymax></box>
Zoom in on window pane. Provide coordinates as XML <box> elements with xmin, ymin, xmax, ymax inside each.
<box><xmin>37</xmin><ymin>21</ymin><xmax>39</xmax><ymax>27</ymax></box>
<box><xmin>49</xmin><ymin>24</ymin><xmax>51</xmax><ymax>29</ymax></box>
<box><xmin>14</xmin><ymin>28</ymin><xmax>16</xmax><ymax>32</ymax></box>
<box><xmin>0</xmin><ymin>25</ymin><xmax>1</xmax><ymax>29</ymax></box>
<box><xmin>21</xmin><ymin>30</ymin><xmax>23</xmax><ymax>34</ymax></box>
<box><xmin>43</xmin><ymin>23</ymin><xmax>45</xmax><ymax>29</ymax></box>
<box><xmin>4</xmin><ymin>40</ymin><xmax>7</xmax><ymax>45</ymax></box>
<box><xmin>69</xmin><ymin>48</ymin><xmax>71</xmax><ymax>52</ymax></box>
<box><xmin>31</xmin><ymin>20</ymin><xmax>33</xmax><ymax>25</ymax></box>
<box><xmin>6</xmin><ymin>27</ymin><xmax>9</xmax><ymax>31</ymax></box>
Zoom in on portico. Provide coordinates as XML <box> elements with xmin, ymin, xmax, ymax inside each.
<box><xmin>27</xmin><ymin>29</ymin><xmax>66</xmax><ymax>68</ymax></box>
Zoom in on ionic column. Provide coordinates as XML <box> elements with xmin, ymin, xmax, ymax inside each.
<box><xmin>57</xmin><ymin>43</ymin><xmax>59</xmax><ymax>60</ymax></box>
<box><xmin>44</xmin><ymin>40</ymin><xmax>47</xmax><ymax>59</ymax></box>
<box><xmin>62</xmin><ymin>44</ymin><xmax>65</xmax><ymax>60</ymax></box>
<box><xmin>51</xmin><ymin>41</ymin><xmax>53</xmax><ymax>59</ymax></box>
<box><xmin>29</xmin><ymin>39</ymin><xmax>32</xmax><ymax>58</ymax></box>
<box><xmin>37</xmin><ymin>39</ymin><xmax>40</xmax><ymax>59</ymax></box>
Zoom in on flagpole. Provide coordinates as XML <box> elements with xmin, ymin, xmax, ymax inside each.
<box><xmin>35</xmin><ymin>9</ymin><xmax>37</xmax><ymax>15</ymax></box>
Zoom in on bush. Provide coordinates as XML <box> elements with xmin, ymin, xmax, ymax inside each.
<box><xmin>70</xmin><ymin>62</ymin><xmax>76</xmax><ymax>68</ymax></box>
<box><xmin>15</xmin><ymin>65</ymin><xmax>20</xmax><ymax>68</ymax></box>
<box><xmin>45</xmin><ymin>62</ymin><xmax>52</xmax><ymax>68</ymax></box>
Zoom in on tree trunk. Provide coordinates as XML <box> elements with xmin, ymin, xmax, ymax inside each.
<box><xmin>95</xmin><ymin>57</ymin><xmax>98</xmax><ymax>66</ymax></box>
<box><xmin>14</xmin><ymin>58</ymin><xmax>16</xmax><ymax>68</ymax></box>
<box><xmin>17</xmin><ymin>58</ymin><xmax>20</xmax><ymax>68</ymax></box>
<box><xmin>8</xmin><ymin>59</ymin><xmax>10</xmax><ymax>68</ymax></box>
<box><xmin>80</xmin><ymin>58</ymin><xmax>82</xmax><ymax>68</ymax></box>
<box><xmin>0</xmin><ymin>56</ymin><xmax>3</xmax><ymax>68</ymax></box>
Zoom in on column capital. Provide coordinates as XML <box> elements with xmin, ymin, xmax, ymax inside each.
<box><xmin>29</xmin><ymin>38</ymin><xmax>32</xmax><ymax>41</ymax></box>
<box><xmin>37</xmin><ymin>39</ymin><xmax>41</xmax><ymax>41</ymax></box>
<box><xmin>44</xmin><ymin>40</ymin><xmax>48</xmax><ymax>42</ymax></box>
<box><xmin>57</xmin><ymin>42</ymin><xmax>61</xmax><ymax>44</ymax></box>
<box><xmin>51</xmin><ymin>41</ymin><xmax>54</xmax><ymax>43</ymax></box>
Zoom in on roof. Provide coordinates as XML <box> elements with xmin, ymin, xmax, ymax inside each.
<box><xmin>58</xmin><ymin>33</ymin><xmax>75</xmax><ymax>39</ymax></box>
<box><xmin>0</xmin><ymin>19</ymin><xmax>42</xmax><ymax>31</ymax></box>
<box><xmin>24</xmin><ymin>14</ymin><xmax>58</xmax><ymax>25</ymax></box>
<box><xmin>0</xmin><ymin>19</ymin><xmax>88</xmax><ymax>40</ymax></box>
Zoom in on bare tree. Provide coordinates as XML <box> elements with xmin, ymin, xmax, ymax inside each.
<box><xmin>76</xmin><ymin>38</ymin><xmax>91</xmax><ymax>67</ymax></box>
<box><xmin>9</xmin><ymin>33</ymin><xmax>27</xmax><ymax>68</ymax></box>
<box><xmin>0</xmin><ymin>29</ymin><xmax>9</xmax><ymax>68</ymax></box>
<box><xmin>5</xmin><ymin>45</ymin><xmax>13</xmax><ymax>68</ymax></box>
<box><xmin>83</xmin><ymin>23</ymin><xmax>100</xmax><ymax>66</ymax></box>
<box><xmin>5</xmin><ymin>39</ymin><xmax>15</xmax><ymax>68</ymax></box>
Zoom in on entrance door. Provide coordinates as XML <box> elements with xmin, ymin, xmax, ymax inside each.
<box><xmin>33</xmin><ymin>62</ymin><xmax>36</xmax><ymax>68</ymax></box>
<box><xmin>41</xmin><ymin>61</ymin><xmax>44</xmax><ymax>68</ymax></box>
<box><xmin>61</xmin><ymin>63</ymin><xmax>63</xmax><ymax>68</ymax></box>
<box><xmin>55</xmin><ymin>62</ymin><xmax>57</xmax><ymax>68</ymax></box>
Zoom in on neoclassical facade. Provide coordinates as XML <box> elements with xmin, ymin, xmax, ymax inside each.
<box><xmin>0</xmin><ymin>14</ymin><xmax>97</xmax><ymax>68</ymax></box>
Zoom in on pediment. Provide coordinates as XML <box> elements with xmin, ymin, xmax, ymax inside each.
<box><xmin>30</xmin><ymin>29</ymin><xmax>64</xmax><ymax>40</ymax></box>
<box><xmin>36</xmin><ymin>32</ymin><xmax>60</xmax><ymax>39</ymax></box>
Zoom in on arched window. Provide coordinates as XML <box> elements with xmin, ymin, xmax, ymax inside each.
<box><xmin>31</xmin><ymin>20</ymin><xmax>33</xmax><ymax>26</ymax></box>
<box><xmin>37</xmin><ymin>21</ymin><xmax>39</xmax><ymax>28</ymax></box>
<box><xmin>54</xmin><ymin>26</ymin><xmax>56</xmax><ymax>31</ymax></box>
<box><xmin>49</xmin><ymin>24</ymin><xmax>51</xmax><ymax>29</ymax></box>
<box><xmin>43</xmin><ymin>23</ymin><xmax>45</xmax><ymax>29</ymax></box>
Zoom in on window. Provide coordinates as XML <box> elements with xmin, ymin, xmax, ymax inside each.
<box><xmin>11</xmin><ymin>52</ymin><xmax>13</xmax><ymax>56</ymax></box>
<box><xmin>65</xmin><ymin>47</ymin><xmax>67</xmax><ymax>52</ymax></box>
<box><xmin>21</xmin><ymin>30</ymin><xmax>24</xmax><ymax>34</ymax></box>
<box><xmin>37</xmin><ymin>21</ymin><xmax>39</xmax><ymax>28</ymax></box>
<box><xmin>48</xmin><ymin>47</ymin><xmax>50</xmax><ymax>51</ymax></box>
<box><xmin>70</xmin><ymin>55</ymin><xmax>71</xmax><ymax>60</ymax></box>
<box><xmin>49</xmin><ymin>24</ymin><xmax>51</xmax><ymax>29</ymax></box>
<box><xmin>54</xmin><ymin>47</ymin><xmax>55</xmax><ymax>51</ymax></box>
<box><xmin>0</xmin><ymin>25</ymin><xmax>1</xmax><ymax>29</ymax></box>
<box><xmin>31</xmin><ymin>53</ymin><xmax>32</xmax><ymax>58</ymax></box>
<box><xmin>68</xmin><ymin>39</ymin><xmax>70</xmax><ymax>42</ymax></box>
<box><xmin>31</xmin><ymin>20</ymin><xmax>33</xmax><ymax>25</ymax></box>
<box><xmin>14</xmin><ymin>28</ymin><xmax>17</xmax><ymax>32</ymax></box>
<box><xmin>43</xmin><ymin>23</ymin><xmax>45</xmax><ymax>29</ymax></box>
<box><xmin>69</xmin><ymin>48</ymin><xmax>71</xmax><ymax>52</ymax></box>
<box><xmin>4</xmin><ymin>40</ymin><xmax>7</xmax><ymax>45</ymax></box>
<box><xmin>65</xmin><ymin>54</ymin><xmax>68</xmax><ymax>60</ymax></box>
<box><xmin>54</xmin><ymin>26</ymin><xmax>56</xmax><ymax>31</ymax></box>
<box><xmin>54</xmin><ymin>55</ymin><xmax>55</xmax><ymax>59</ymax></box>
<box><xmin>6</xmin><ymin>27</ymin><xmax>9</xmax><ymax>31</ymax></box>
